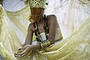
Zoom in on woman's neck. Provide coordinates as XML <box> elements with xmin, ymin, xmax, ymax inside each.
<box><xmin>37</xmin><ymin>18</ymin><xmax>43</xmax><ymax>24</ymax></box>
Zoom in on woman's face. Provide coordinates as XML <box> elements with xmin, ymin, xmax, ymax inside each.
<box><xmin>30</xmin><ymin>8</ymin><xmax>44</xmax><ymax>22</ymax></box>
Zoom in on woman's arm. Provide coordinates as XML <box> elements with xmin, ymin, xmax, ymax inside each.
<box><xmin>15</xmin><ymin>24</ymin><xmax>41</xmax><ymax>57</ymax></box>
<box><xmin>24</xmin><ymin>24</ymin><xmax>33</xmax><ymax>45</ymax></box>
<box><xmin>48</xmin><ymin>15</ymin><xmax>57</xmax><ymax>44</ymax></box>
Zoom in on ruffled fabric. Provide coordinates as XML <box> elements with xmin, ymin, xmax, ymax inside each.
<box><xmin>0</xmin><ymin>0</ymin><xmax>90</xmax><ymax>60</ymax></box>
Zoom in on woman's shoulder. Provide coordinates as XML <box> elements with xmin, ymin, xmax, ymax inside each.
<box><xmin>28</xmin><ymin>23</ymin><xmax>35</xmax><ymax>31</ymax></box>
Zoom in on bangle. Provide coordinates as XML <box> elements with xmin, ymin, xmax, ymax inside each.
<box><xmin>40</xmin><ymin>40</ymin><xmax>50</xmax><ymax>49</ymax></box>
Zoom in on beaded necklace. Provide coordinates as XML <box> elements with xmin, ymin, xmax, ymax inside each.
<box><xmin>33</xmin><ymin>15</ymin><xmax>49</xmax><ymax>42</ymax></box>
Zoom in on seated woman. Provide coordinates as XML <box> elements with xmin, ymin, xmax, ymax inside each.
<box><xmin>14</xmin><ymin>0</ymin><xmax>61</xmax><ymax>57</ymax></box>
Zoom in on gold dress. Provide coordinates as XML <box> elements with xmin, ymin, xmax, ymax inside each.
<box><xmin>0</xmin><ymin>1</ymin><xmax>90</xmax><ymax>60</ymax></box>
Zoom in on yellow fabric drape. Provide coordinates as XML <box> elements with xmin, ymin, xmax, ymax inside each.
<box><xmin>0</xmin><ymin>1</ymin><xmax>90</xmax><ymax>60</ymax></box>
<box><xmin>0</xmin><ymin>5</ymin><xmax>21</xmax><ymax>60</ymax></box>
<box><xmin>16</xmin><ymin>18</ymin><xmax>90</xmax><ymax>60</ymax></box>
<box><xmin>6</xmin><ymin>5</ymin><xmax>31</xmax><ymax>44</ymax></box>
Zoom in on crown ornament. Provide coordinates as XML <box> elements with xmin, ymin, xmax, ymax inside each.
<box><xmin>29</xmin><ymin>0</ymin><xmax>45</xmax><ymax>8</ymax></box>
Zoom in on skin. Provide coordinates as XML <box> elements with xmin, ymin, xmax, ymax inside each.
<box><xmin>14</xmin><ymin>8</ymin><xmax>58</xmax><ymax>57</ymax></box>
<box><xmin>0</xmin><ymin>0</ymin><xmax>3</xmax><ymax>5</ymax></box>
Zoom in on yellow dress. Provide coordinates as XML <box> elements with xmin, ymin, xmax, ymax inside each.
<box><xmin>0</xmin><ymin>2</ymin><xmax>90</xmax><ymax>60</ymax></box>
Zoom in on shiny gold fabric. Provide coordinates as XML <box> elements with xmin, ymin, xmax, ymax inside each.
<box><xmin>16</xmin><ymin>18</ymin><xmax>90</xmax><ymax>60</ymax></box>
<box><xmin>0</xmin><ymin>2</ymin><xmax>90</xmax><ymax>60</ymax></box>
<box><xmin>0</xmin><ymin>5</ymin><xmax>21</xmax><ymax>60</ymax></box>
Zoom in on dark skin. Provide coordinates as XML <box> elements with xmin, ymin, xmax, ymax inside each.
<box><xmin>0</xmin><ymin>0</ymin><xmax>3</xmax><ymax>5</ymax></box>
<box><xmin>14</xmin><ymin>8</ymin><xmax>57</xmax><ymax>57</ymax></box>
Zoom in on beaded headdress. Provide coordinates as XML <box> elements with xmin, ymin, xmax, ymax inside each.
<box><xmin>29</xmin><ymin>0</ymin><xmax>45</xmax><ymax>8</ymax></box>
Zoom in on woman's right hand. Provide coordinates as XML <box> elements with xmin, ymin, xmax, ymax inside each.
<box><xmin>14</xmin><ymin>45</ymin><xmax>32</xmax><ymax>58</ymax></box>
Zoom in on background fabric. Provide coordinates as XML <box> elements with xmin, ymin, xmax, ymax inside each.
<box><xmin>3</xmin><ymin>0</ymin><xmax>90</xmax><ymax>39</ymax></box>
<box><xmin>0</xmin><ymin>0</ymin><xmax>90</xmax><ymax>60</ymax></box>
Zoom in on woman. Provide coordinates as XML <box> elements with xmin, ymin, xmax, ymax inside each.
<box><xmin>14</xmin><ymin>0</ymin><xmax>59</xmax><ymax>57</ymax></box>
<box><xmin>1</xmin><ymin>0</ymin><xmax>90</xmax><ymax>60</ymax></box>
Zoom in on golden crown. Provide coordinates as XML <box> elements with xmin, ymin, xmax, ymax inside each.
<box><xmin>29</xmin><ymin>0</ymin><xmax>45</xmax><ymax>8</ymax></box>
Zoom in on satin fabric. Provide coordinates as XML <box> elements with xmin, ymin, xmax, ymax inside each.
<box><xmin>0</xmin><ymin>0</ymin><xmax>90</xmax><ymax>60</ymax></box>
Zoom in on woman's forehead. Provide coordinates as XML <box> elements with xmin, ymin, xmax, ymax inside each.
<box><xmin>31</xmin><ymin>8</ymin><xmax>44</xmax><ymax>14</ymax></box>
<box><xmin>31</xmin><ymin>8</ymin><xmax>44</xmax><ymax>11</ymax></box>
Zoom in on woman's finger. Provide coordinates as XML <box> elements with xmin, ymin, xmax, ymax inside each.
<box><xmin>15</xmin><ymin>47</ymin><xmax>31</xmax><ymax>57</ymax></box>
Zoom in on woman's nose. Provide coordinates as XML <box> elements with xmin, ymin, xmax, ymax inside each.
<box><xmin>34</xmin><ymin>15</ymin><xmax>38</xmax><ymax>17</ymax></box>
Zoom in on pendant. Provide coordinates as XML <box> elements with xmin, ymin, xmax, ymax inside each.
<box><xmin>40</xmin><ymin>32</ymin><xmax>46</xmax><ymax>41</ymax></box>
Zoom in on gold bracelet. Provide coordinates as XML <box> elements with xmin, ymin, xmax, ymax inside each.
<box><xmin>40</xmin><ymin>40</ymin><xmax>50</xmax><ymax>49</ymax></box>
